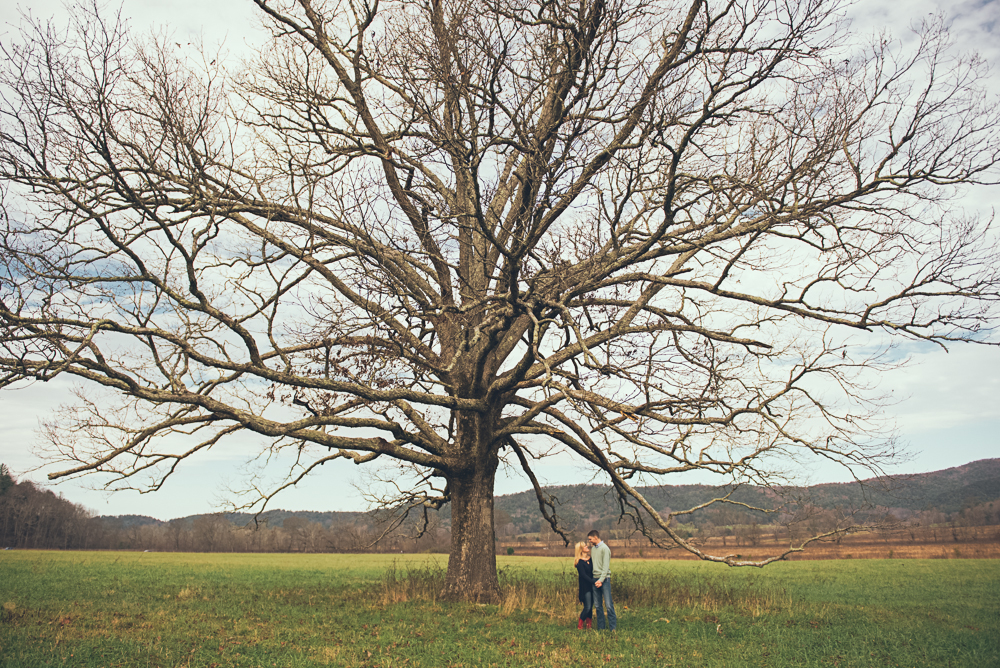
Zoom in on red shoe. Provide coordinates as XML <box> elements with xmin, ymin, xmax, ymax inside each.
<box><xmin>585</xmin><ymin>619</ymin><xmax>592</xmax><ymax>630</ymax></box>
<box><xmin>577</xmin><ymin>618</ymin><xmax>585</xmax><ymax>630</ymax></box>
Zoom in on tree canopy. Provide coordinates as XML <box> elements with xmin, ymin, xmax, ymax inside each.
<box><xmin>1</xmin><ymin>0</ymin><xmax>998</xmax><ymax>600</ymax></box>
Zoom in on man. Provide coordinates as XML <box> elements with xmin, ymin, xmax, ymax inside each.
<box><xmin>587</xmin><ymin>529</ymin><xmax>616</xmax><ymax>631</ymax></box>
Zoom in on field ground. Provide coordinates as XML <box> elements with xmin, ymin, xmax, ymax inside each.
<box><xmin>1</xmin><ymin>551</ymin><xmax>998</xmax><ymax>667</ymax></box>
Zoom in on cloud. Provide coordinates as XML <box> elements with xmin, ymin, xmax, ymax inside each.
<box><xmin>883</xmin><ymin>343</ymin><xmax>1000</xmax><ymax>431</ymax></box>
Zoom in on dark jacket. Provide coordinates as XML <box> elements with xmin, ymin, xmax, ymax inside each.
<box><xmin>575</xmin><ymin>558</ymin><xmax>599</xmax><ymax>602</ymax></box>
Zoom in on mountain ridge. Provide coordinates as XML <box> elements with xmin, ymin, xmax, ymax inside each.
<box><xmin>99</xmin><ymin>458</ymin><xmax>1000</xmax><ymax>531</ymax></box>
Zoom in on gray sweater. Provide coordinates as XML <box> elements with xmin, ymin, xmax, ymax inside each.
<box><xmin>591</xmin><ymin>540</ymin><xmax>611</xmax><ymax>581</ymax></box>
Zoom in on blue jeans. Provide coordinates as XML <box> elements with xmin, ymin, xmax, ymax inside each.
<box><xmin>594</xmin><ymin>577</ymin><xmax>616</xmax><ymax>630</ymax></box>
<box><xmin>579</xmin><ymin>588</ymin><xmax>594</xmax><ymax>620</ymax></box>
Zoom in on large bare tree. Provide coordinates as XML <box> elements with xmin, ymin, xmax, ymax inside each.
<box><xmin>2</xmin><ymin>0</ymin><xmax>998</xmax><ymax>600</ymax></box>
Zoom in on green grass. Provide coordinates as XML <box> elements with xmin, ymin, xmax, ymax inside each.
<box><xmin>1</xmin><ymin>551</ymin><xmax>997</xmax><ymax>667</ymax></box>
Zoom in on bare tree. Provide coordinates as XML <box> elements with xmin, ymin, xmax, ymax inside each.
<box><xmin>0</xmin><ymin>466</ymin><xmax>99</xmax><ymax>549</ymax></box>
<box><xmin>2</xmin><ymin>0</ymin><xmax>999</xmax><ymax>601</ymax></box>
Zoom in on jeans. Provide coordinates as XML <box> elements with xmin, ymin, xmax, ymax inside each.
<box><xmin>579</xmin><ymin>588</ymin><xmax>594</xmax><ymax>620</ymax></box>
<box><xmin>594</xmin><ymin>577</ymin><xmax>616</xmax><ymax>630</ymax></box>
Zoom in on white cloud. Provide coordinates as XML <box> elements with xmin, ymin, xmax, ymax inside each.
<box><xmin>884</xmin><ymin>344</ymin><xmax>1000</xmax><ymax>430</ymax></box>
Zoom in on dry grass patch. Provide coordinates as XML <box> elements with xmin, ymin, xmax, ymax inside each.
<box><xmin>367</xmin><ymin>562</ymin><xmax>788</xmax><ymax>619</ymax></box>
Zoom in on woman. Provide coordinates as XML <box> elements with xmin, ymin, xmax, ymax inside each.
<box><xmin>573</xmin><ymin>541</ymin><xmax>598</xmax><ymax>629</ymax></box>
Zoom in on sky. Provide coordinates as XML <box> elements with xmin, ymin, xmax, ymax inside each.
<box><xmin>0</xmin><ymin>0</ymin><xmax>998</xmax><ymax>520</ymax></box>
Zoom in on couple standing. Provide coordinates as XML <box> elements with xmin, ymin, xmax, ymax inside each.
<box><xmin>573</xmin><ymin>530</ymin><xmax>616</xmax><ymax>631</ymax></box>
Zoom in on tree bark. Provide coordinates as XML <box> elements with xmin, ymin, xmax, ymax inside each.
<box><xmin>442</xmin><ymin>461</ymin><xmax>501</xmax><ymax>603</ymax></box>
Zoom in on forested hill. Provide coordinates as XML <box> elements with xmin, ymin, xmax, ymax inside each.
<box><xmin>806</xmin><ymin>459</ymin><xmax>1000</xmax><ymax>516</ymax></box>
<box><xmin>96</xmin><ymin>458</ymin><xmax>998</xmax><ymax>531</ymax></box>
<box><xmin>100</xmin><ymin>509</ymin><xmax>366</xmax><ymax>529</ymax></box>
<box><xmin>4</xmin><ymin>460</ymin><xmax>997</xmax><ymax>550</ymax></box>
<box><xmin>490</xmin><ymin>459</ymin><xmax>1000</xmax><ymax>534</ymax></box>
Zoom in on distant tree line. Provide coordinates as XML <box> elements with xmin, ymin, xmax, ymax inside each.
<box><xmin>2</xmin><ymin>464</ymin><xmax>998</xmax><ymax>552</ymax></box>
<box><xmin>505</xmin><ymin>498</ymin><xmax>1000</xmax><ymax>549</ymax></box>
<box><xmin>95</xmin><ymin>511</ymin><xmax>453</xmax><ymax>554</ymax></box>
<box><xmin>0</xmin><ymin>464</ymin><xmax>105</xmax><ymax>549</ymax></box>
<box><xmin>0</xmin><ymin>465</ymin><xmax>451</xmax><ymax>553</ymax></box>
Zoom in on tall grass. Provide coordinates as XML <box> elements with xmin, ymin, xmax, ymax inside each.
<box><xmin>611</xmin><ymin>568</ymin><xmax>788</xmax><ymax>614</ymax></box>
<box><xmin>372</xmin><ymin>561</ymin><xmax>787</xmax><ymax>616</ymax></box>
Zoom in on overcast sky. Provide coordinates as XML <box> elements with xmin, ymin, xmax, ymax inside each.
<box><xmin>1</xmin><ymin>0</ymin><xmax>998</xmax><ymax>520</ymax></box>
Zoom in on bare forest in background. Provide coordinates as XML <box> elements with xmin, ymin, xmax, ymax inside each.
<box><xmin>2</xmin><ymin>462</ymin><xmax>998</xmax><ymax>558</ymax></box>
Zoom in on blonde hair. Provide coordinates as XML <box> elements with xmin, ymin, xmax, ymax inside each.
<box><xmin>573</xmin><ymin>541</ymin><xmax>589</xmax><ymax>565</ymax></box>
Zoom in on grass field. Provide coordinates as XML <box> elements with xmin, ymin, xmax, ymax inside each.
<box><xmin>1</xmin><ymin>551</ymin><xmax>997</xmax><ymax>667</ymax></box>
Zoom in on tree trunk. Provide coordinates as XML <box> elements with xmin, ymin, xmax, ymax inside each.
<box><xmin>442</xmin><ymin>464</ymin><xmax>501</xmax><ymax>603</ymax></box>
